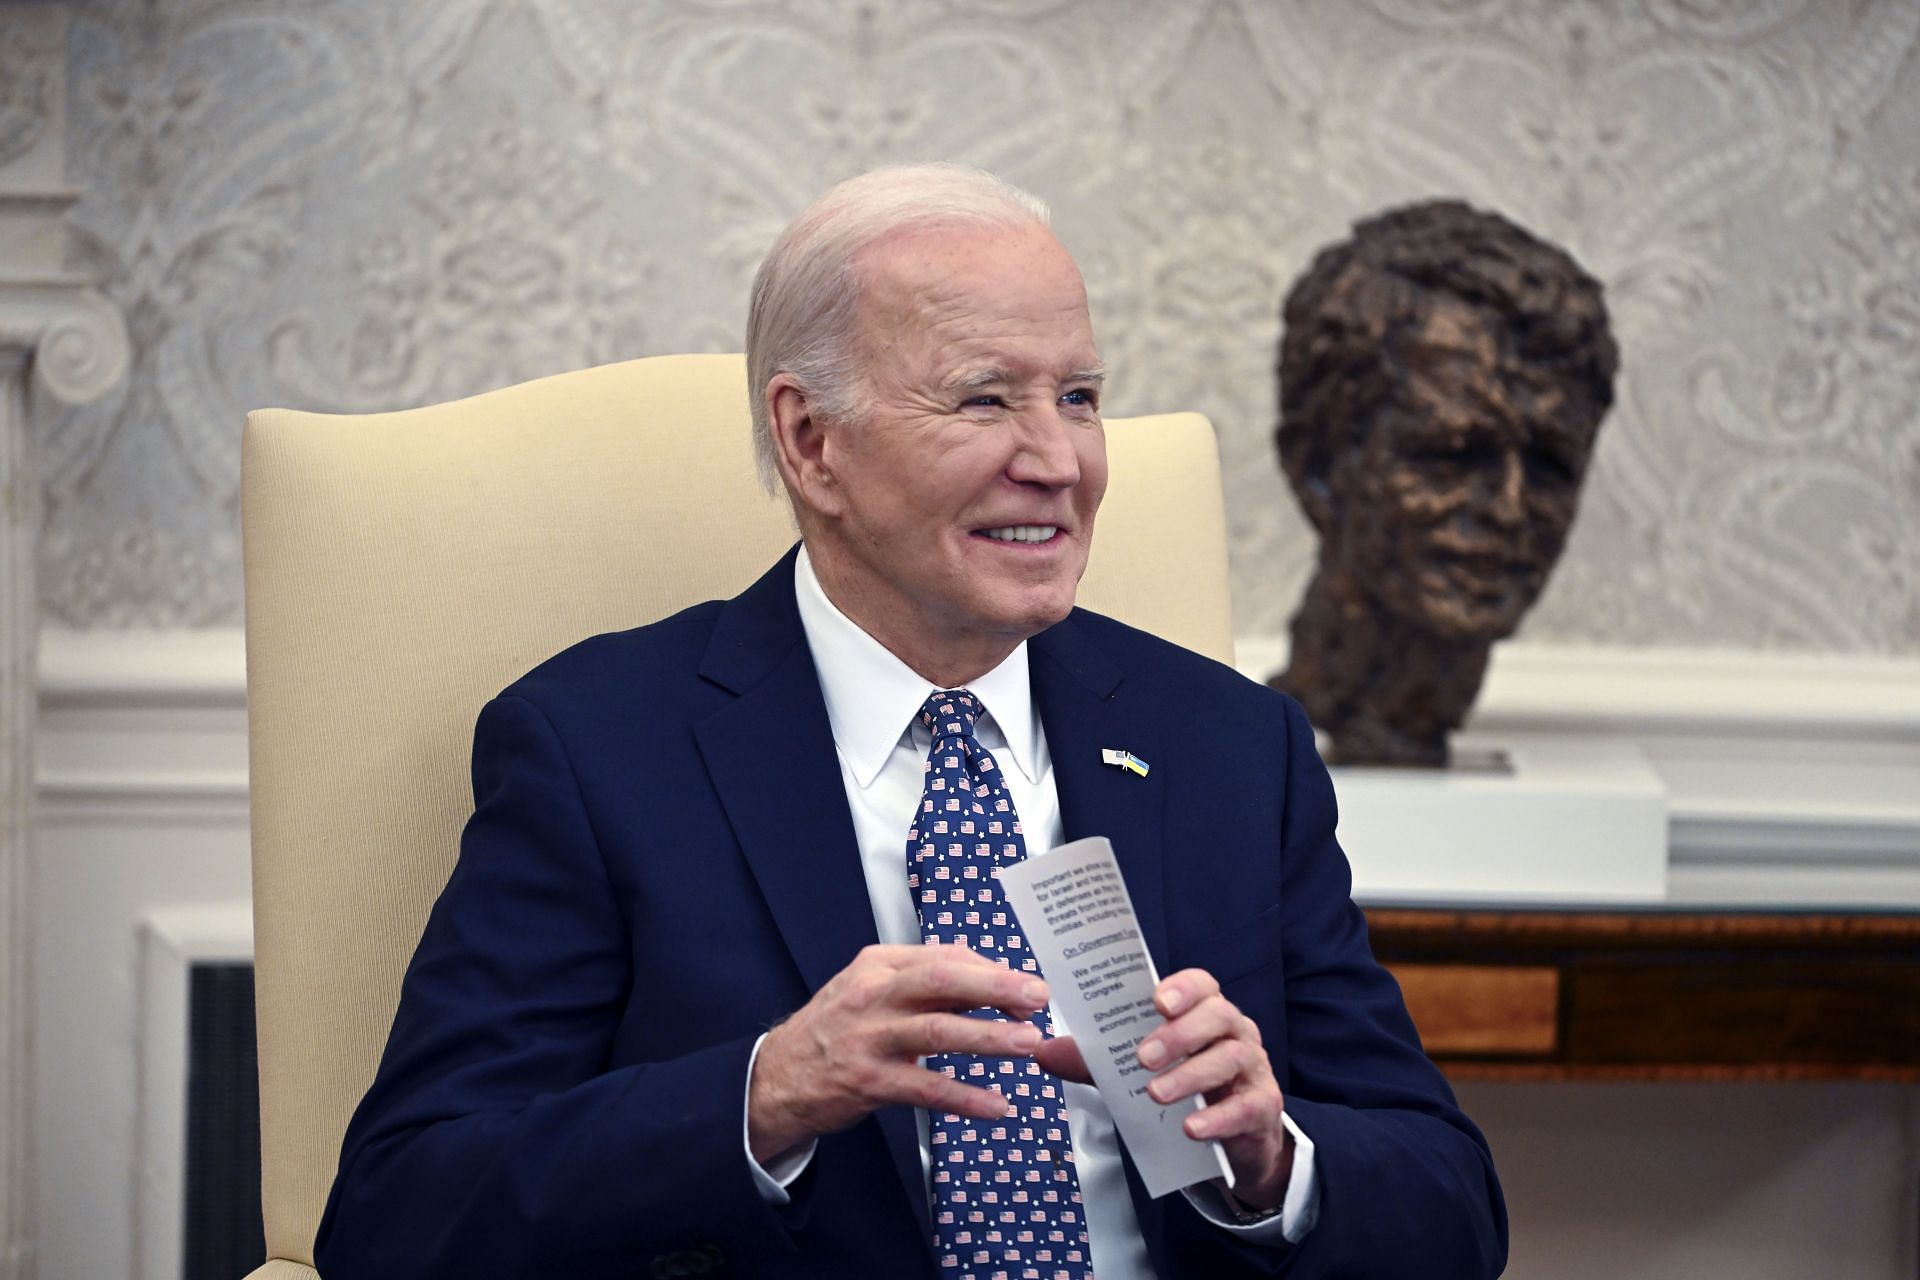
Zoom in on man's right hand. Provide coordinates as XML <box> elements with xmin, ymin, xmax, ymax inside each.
<box><xmin>747</xmin><ymin>943</ymin><xmax>1050</xmax><ymax>1163</ymax></box>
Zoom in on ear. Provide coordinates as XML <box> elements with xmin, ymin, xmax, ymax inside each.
<box><xmin>1293</xmin><ymin>472</ymin><xmax>1336</xmax><ymax>535</ymax></box>
<box><xmin>766</xmin><ymin>373</ymin><xmax>847</xmax><ymax>520</ymax></box>
<box><xmin>1276</xmin><ymin>424</ymin><xmax>1336</xmax><ymax>534</ymax></box>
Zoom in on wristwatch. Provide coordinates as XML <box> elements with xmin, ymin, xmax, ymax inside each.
<box><xmin>1218</xmin><ymin>1181</ymin><xmax>1282</xmax><ymax>1225</ymax></box>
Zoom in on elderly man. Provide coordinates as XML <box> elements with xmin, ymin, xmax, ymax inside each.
<box><xmin>316</xmin><ymin>166</ymin><xmax>1505</xmax><ymax>1279</ymax></box>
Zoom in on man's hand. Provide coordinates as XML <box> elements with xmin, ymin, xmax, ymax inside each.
<box><xmin>748</xmin><ymin>943</ymin><xmax>1050</xmax><ymax>1163</ymax></box>
<box><xmin>1035</xmin><ymin>968</ymin><xmax>1294</xmax><ymax>1210</ymax></box>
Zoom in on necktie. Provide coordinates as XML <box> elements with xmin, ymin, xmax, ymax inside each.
<box><xmin>909</xmin><ymin>690</ymin><xmax>1091</xmax><ymax>1280</ymax></box>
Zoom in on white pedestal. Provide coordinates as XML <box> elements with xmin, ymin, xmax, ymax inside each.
<box><xmin>1331</xmin><ymin>735</ymin><xmax>1669</xmax><ymax>905</ymax></box>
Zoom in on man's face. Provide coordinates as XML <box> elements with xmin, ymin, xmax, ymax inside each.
<box><xmin>804</xmin><ymin>221</ymin><xmax>1108</xmax><ymax>673</ymax></box>
<box><xmin>1327</xmin><ymin>301</ymin><xmax>1598</xmax><ymax>640</ymax></box>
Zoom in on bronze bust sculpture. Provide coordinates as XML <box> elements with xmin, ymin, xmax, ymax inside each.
<box><xmin>1268</xmin><ymin>200</ymin><xmax>1619</xmax><ymax>767</ymax></box>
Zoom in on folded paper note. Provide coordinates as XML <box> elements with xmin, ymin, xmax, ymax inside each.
<box><xmin>998</xmin><ymin>836</ymin><xmax>1230</xmax><ymax>1197</ymax></box>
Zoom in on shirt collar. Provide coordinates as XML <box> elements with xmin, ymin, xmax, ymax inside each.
<box><xmin>793</xmin><ymin>545</ymin><xmax>1040</xmax><ymax>790</ymax></box>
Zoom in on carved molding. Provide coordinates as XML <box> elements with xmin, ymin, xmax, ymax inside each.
<box><xmin>0</xmin><ymin>283</ymin><xmax>132</xmax><ymax>408</ymax></box>
<box><xmin>0</xmin><ymin>281</ymin><xmax>127</xmax><ymax>1280</ymax></box>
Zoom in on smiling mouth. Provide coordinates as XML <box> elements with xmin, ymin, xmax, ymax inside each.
<box><xmin>976</xmin><ymin>525</ymin><xmax>1061</xmax><ymax>544</ymax></box>
<box><xmin>1427</xmin><ymin>538</ymin><xmax>1536</xmax><ymax>573</ymax></box>
<box><xmin>1437</xmin><ymin>551</ymin><xmax>1531</xmax><ymax>574</ymax></box>
<box><xmin>1424</xmin><ymin>554</ymin><xmax>1540</xmax><ymax>604</ymax></box>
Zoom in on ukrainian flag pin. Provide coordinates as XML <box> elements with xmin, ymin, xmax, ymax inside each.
<box><xmin>1101</xmin><ymin>748</ymin><xmax>1150</xmax><ymax>777</ymax></box>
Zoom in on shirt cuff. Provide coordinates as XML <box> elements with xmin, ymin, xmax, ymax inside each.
<box><xmin>1182</xmin><ymin>1109</ymin><xmax>1320</xmax><ymax>1245</ymax></box>
<box><xmin>743</xmin><ymin>1032</ymin><xmax>817</xmax><ymax>1204</ymax></box>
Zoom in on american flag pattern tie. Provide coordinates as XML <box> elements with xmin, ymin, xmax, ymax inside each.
<box><xmin>910</xmin><ymin>690</ymin><xmax>1091</xmax><ymax>1280</ymax></box>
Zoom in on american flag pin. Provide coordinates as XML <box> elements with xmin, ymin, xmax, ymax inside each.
<box><xmin>1101</xmin><ymin>748</ymin><xmax>1150</xmax><ymax>777</ymax></box>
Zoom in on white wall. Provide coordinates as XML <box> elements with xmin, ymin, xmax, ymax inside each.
<box><xmin>1464</xmin><ymin>1082</ymin><xmax>1920</xmax><ymax>1280</ymax></box>
<box><xmin>30</xmin><ymin>629</ymin><xmax>1920</xmax><ymax>1280</ymax></box>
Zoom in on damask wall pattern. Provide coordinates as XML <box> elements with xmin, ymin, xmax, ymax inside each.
<box><xmin>24</xmin><ymin>0</ymin><xmax>1920</xmax><ymax>650</ymax></box>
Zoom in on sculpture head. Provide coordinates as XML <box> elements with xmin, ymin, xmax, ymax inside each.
<box><xmin>1276</xmin><ymin>200</ymin><xmax>1617</xmax><ymax>641</ymax></box>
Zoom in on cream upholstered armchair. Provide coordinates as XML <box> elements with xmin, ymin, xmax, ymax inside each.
<box><xmin>240</xmin><ymin>353</ymin><xmax>1233</xmax><ymax>1278</ymax></box>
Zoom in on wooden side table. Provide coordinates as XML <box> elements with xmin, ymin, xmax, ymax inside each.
<box><xmin>1363</xmin><ymin>908</ymin><xmax>1920</xmax><ymax>1081</ymax></box>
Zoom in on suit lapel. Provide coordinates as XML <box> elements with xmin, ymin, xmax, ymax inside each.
<box><xmin>692</xmin><ymin>547</ymin><xmax>933</xmax><ymax>1250</ymax></box>
<box><xmin>1029</xmin><ymin>614</ymin><xmax>1171</xmax><ymax>978</ymax></box>
<box><xmin>1033</xmin><ymin>615</ymin><xmax>1178</xmax><ymax>1266</ymax></box>
<box><xmin>695</xmin><ymin>547</ymin><xmax>880</xmax><ymax>995</ymax></box>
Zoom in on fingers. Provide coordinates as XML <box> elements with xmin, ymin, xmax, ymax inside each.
<box><xmin>1153</xmin><ymin>967</ymin><xmax>1220</xmax><ymax>1019</ymax></box>
<box><xmin>882</xmin><ymin>1011</ymin><xmax>1042</xmax><ymax>1060</ymax></box>
<box><xmin>752</xmin><ymin>944</ymin><xmax>1056</xmax><ymax>1156</ymax></box>
<box><xmin>861</xmin><ymin>943</ymin><xmax>1050</xmax><ymax>1018</ymax></box>
<box><xmin>880</xmin><ymin>1063</ymin><xmax>1012</xmax><ymax>1121</ymax></box>
<box><xmin>1033</xmin><ymin>1034</ymin><xmax>1092</xmax><ymax>1085</ymax></box>
<box><xmin>1182</xmin><ymin>1083</ymin><xmax>1283</xmax><ymax>1143</ymax></box>
<box><xmin>752</xmin><ymin>942</ymin><xmax>1060</xmax><ymax>1155</ymax></box>
<box><xmin>1146</xmin><ymin>1036</ymin><xmax>1262</xmax><ymax>1105</ymax></box>
<box><xmin>1137</xmin><ymin>968</ymin><xmax>1273</xmax><ymax>1107</ymax></box>
<box><xmin>944</xmin><ymin>1083</ymin><xmax>1018</xmax><ymax>1121</ymax></box>
<box><xmin>1131</xmin><ymin>966</ymin><xmax>1294</xmax><ymax>1202</ymax></box>
<box><xmin>1140</xmin><ymin>986</ymin><xmax>1250</xmax><ymax>1071</ymax></box>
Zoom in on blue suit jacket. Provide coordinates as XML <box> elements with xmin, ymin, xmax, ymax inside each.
<box><xmin>316</xmin><ymin>548</ymin><xmax>1506</xmax><ymax>1279</ymax></box>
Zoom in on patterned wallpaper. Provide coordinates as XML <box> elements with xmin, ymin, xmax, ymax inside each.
<box><xmin>21</xmin><ymin>0</ymin><xmax>1920</xmax><ymax>650</ymax></box>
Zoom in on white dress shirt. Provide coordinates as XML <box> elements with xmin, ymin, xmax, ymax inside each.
<box><xmin>741</xmin><ymin>548</ymin><xmax>1319</xmax><ymax>1275</ymax></box>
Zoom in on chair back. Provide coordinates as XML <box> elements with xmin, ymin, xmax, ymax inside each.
<box><xmin>240</xmin><ymin>352</ymin><xmax>1232</xmax><ymax>1274</ymax></box>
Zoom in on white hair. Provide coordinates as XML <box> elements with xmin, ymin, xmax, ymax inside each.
<box><xmin>744</xmin><ymin>163</ymin><xmax>1052</xmax><ymax>490</ymax></box>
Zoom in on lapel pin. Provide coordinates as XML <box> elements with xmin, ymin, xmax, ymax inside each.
<box><xmin>1101</xmin><ymin>748</ymin><xmax>1150</xmax><ymax>778</ymax></box>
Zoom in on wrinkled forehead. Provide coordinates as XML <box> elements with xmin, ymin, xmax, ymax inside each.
<box><xmin>850</xmin><ymin>224</ymin><xmax>1100</xmax><ymax>388</ymax></box>
<box><xmin>855</xmin><ymin>221</ymin><xmax>1092</xmax><ymax>319</ymax></box>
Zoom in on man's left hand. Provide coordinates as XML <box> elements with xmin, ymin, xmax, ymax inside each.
<box><xmin>1035</xmin><ymin>968</ymin><xmax>1294</xmax><ymax>1209</ymax></box>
